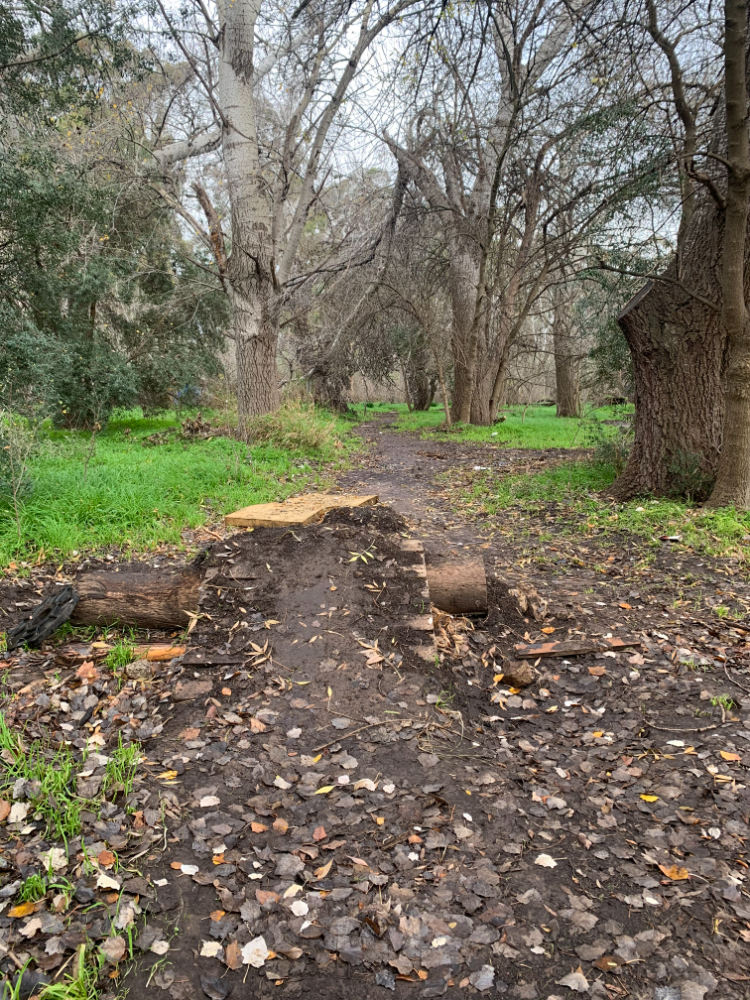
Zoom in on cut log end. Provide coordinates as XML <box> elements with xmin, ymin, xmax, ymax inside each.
<box><xmin>427</xmin><ymin>559</ymin><xmax>487</xmax><ymax>615</ymax></box>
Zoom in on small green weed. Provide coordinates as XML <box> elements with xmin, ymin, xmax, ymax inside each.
<box><xmin>711</xmin><ymin>694</ymin><xmax>735</xmax><ymax>712</ymax></box>
<box><xmin>3</xmin><ymin>959</ymin><xmax>32</xmax><ymax>1000</ymax></box>
<box><xmin>105</xmin><ymin>635</ymin><xmax>136</xmax><ymax>671</ymax></box>
<box><xmin>18</xmin><ymin>873</ymin><xmax>46</xmax><ymax>903</ymax></box>
<box><xmin>39</xmin><ymin>944</ymin><xmax>97</xmax><ymax>1000</ymax></box>
<box><xmin>102</xmin><ymin>734</ymin><xmax>141</xmax><ymax>798</ymax></box>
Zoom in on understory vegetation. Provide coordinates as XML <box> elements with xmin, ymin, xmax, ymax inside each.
<box><xmin>0</xmin><ymin>403</ymin><xmax>355</xmax><ymax>566</ymax></box>
<box><xmin>460</xmin><ymin>460</ymin><xmax>750</xmax><ymax>562</ymax></box>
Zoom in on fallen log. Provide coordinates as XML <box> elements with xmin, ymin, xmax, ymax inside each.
<box><xmin>427</xmin><ymin>559</ymin><xmax>487</xmax><ymax>615</ymax></box>
<box><xmin>71</xmin><ymin>568</ymin><xmax>201</xmax><ymax>630</ymax></box>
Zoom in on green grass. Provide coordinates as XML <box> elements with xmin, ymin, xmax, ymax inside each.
<box><xmin>102</xmin><ymin>734</ymin><xmax>141</xmax><ymax>798</ymax></box>
<box><xmin>357</xmin><ymin>402</ymin><xmax>631</xmax><ymax>449</ymax></box>
<box><xmin>18</xmin><ymin>873</ymin><xmax>47</xmax><ymax>903</ymax></box>
<box><xmin>105</xmin><ymin>636</ymin><xmax>137</xmax><ymax>671</ymax></box>
<box><xmin>0</xmin><ymin>714</ymin><xmax>84</xmax><ymax>841</ymax></box>
<box><xmin>0</xmin><ymin>403</ymin><xmax>358</xmax><ymax>568</ymax></box>
<box><xmin>462</xmin><ymin>459</ymin><xmax>750</xmax><ymax>560</ymax></box>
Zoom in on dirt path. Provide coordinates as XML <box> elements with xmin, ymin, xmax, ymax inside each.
<box><xmin>1</xmin><ymin>420</ymin><xmax>749</xmax><ymax>1000</ymax></box>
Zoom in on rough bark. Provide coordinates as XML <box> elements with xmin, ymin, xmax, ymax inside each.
<box><xmin>71</xmin><ymin>569</ymin><xmax>201</xmax><ymax>629</ymax></box>
<box><xmin>553</xmin><ymin>286</ymin><xmax>581</xmax><ymax>417</ymax></box>
<box><xmin>612</xmin><ymin>2</ymin><xmax>750</xmax><ymax>502</ymax></box>
<box><xmin>613</xmin><ymin>282</ymin><xmax>726</xmax><ymax>499</ymax></box>
<box><xmin>448</xmin><ymin>237</ymin><xmax>482</xmax><ymax>423</ymax></box>
<box><xmin>707</xmin><ymin>0</ymin><xmax>750</xmax><ymax>509</ymax></box>
<box><xmin>219</xmin><ymin>0</ymin><xmax>280</xmax><ymax>433</ymax></box>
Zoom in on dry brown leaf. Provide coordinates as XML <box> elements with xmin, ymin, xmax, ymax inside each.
<box><xmin>76</xmin><ymin>661</ymin><xmax>99</xmax><ymax>681</ymax></box>
<box><xmin>720</xmin><ymin>750</ymin><xmax>741</xmax><ymax>762</ymax></box>
<box><xmin>97</xmin><ymin>850</ymin><xmax>115</xmax><ymax>868</ymax></box>
<box><xmin>8</xmin><ymin>902</ymin><xmax>40</xmax><ymax>919</ymax></box>
<box><xmin>0</xmin><ymin>800</ymin><xmax>10</xmax><ymax>823</ymax></box>
<box><xmin>210</xmin><ymin>910</ymin><xmax>226</xmax><ymax>922</ymax></box>
<box><xmin>255</xmin><ymin>889</ymin><xmax>280</xmax><ymax>905</ymax></box>
<box><xmin>593</xmin><ymin>955</ymin><xmax>623</xmax><ymax>971</ymax></box>
<box><xmin>658</xmin><ymin>864</ymin><xmax>689</xmax><ymax>881</ymax></box>
<box><xmin>588</xmin><ymin>666</ymin><xmax>606</xmax><ymax>677</ymax></box>
<box><xmin>251</xmin><ymin>822</ymin><xmax>267</xmax><ymax>833</ymax></box>
<box><xmin>313</xmin><ymin>859</ymin><xmax>333</xmax><ymax>880</ymax></box>
<box><xmin>273</xmin><ymin>818</ymin><xmax>289</xmax><ymax>834</ymax></box>
<box><xmin>178</xmin><ymin>727</ymin><xmax>200</xmax><ymax>741</ymax></box>
<box><xmin>250</xmin><ymin>718</ymin><xmax>267</xmax><ymax>733</ymax></box>
<box><xmin>312</xmin><ymin>826</ymin><xmax>327</xmax><ymax>841</ymax></box>
<box><xmin>224</xmin><ymin>939</ymin><xmax>242</xmax><ymax>970</ymax></box>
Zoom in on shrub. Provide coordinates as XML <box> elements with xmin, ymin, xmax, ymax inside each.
<box><xmin>246</xmin><ymin>401</ymin><xmax>342</xmax><ymax>454</ymax></box>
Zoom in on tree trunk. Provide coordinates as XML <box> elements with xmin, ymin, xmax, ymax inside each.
<box><xmin>405</xmin><ymin>342</ymin><xmax>433</xmax><ymax>410</ymax></box>
<box><xmin>553</xmin><ymin>287</ymin><xmax>581</xmax><ymax>417</ymax></box>
<box><xmin>611</xmin><ymin>282</ymin><xmax>726</xmax><ymax>499</ymax></box>
<box><xmin>220</xmin><ymin>0</ymin><xmax>280</xmax><ymax>435</ymax></box>
<box><xmin>71</xmin><ymin>569</ymin><xmax>202</xmax><ymax>630</ymax></box>
<box><xmin>707</xmin><ymin>0</ymin><xmax>750</xmax><ymax>509</ymax></box>
<box><xmin>234</xmin><ymin>285</ymin><xmax>280</xmax><ymax>430</ymax></box>
<box><xmin>448</xmin><ymin>238</ymin><xmax>481</xmax><ymax>423</ymax></box>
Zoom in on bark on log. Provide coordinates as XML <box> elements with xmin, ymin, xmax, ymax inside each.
<box><xmin>71</xmin><ymin>568</ymin><xmax>201</xmax><ymax>629</ymax></box>
<box><xmin>427</xmin><ymin>559</ymin><xmax>487</xmax><ymax>615</ymax></box>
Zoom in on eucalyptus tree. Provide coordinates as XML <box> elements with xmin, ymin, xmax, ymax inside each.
<box><xmin>602</xmin><ymin>0</ymin><xmax>727</xmax><ymax>501</ymax></box>
<box><xmin>382</xmin><ymin>0</ymin><xmax>622</xmax><ymax>425</ymax></box>
<box><xmin>144</xmin><ymin>0</ymin><xmax>424</xmax><ymax>435</ymax></box>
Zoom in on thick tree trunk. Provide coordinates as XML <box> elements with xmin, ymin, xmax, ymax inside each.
<box><xmin>448</xmin><ymin>238</ymin><xmax>481</xmax><ymax>423</ymax></box>
<box><xmin>233</xmin><ymin>278</ymin><xmax>280</xmax><ymax>429</ymax></box>
<box><xmin>220</xmin><ymin>0</ymin><xmax>280</xmax><ymax>435</ymax></box>
<box><xmin>405</xmin><ymin>342</ymin><xmax>433</xmax><ymax>410</ymax></box>
<box><xmin>707</xmin><ymin>0</ymin><xmax>750</xmax><ymax>509</ymax></box>
<box><xmin>611</xmin><ymin>283</ymin><xmax>726</xmax><ymax>499</ymax></box>
<box><xmin>71</xmin><ymin>569</ymin><xmax>201</xmax><ymax>630</ymax></box>
<box><xmin>553</xmin><ymin>288</ymin><xmax>581</xmax><ymax>417</ymax></box>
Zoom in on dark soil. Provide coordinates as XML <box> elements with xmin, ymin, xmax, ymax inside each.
<box><xmin>1</xmin><ymin>417</ymin><xmax>749</xmax><ymax>1000</ymax></box>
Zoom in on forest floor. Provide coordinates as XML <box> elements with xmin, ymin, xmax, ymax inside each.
<box><xmin>0</xmin><ymin>413</ymin><xmax>749</xmax><ymax>1000</ymax></box>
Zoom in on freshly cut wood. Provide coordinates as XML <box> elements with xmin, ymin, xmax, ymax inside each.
<box><xmin>134</xmin><ymin>645</ymin><xmax>187</xmax><ymax>661</ymax></box>
<box><xmin>427</xmin><ymin>559</ymin><xmax>487</xmax><ymax>615</ymax></box>
<box><xmin>71</xmin><ymin>569</ymin><xmax>201</xmax><ymax>629</ymax></box>
<box><xmin>514</xmin><ymin>637</ymin><xmax>641</xmax><ymax>659</ymax></box>
<box><xmin>224</xmin><ymin>492</ymin><xmax>379</xmax><ymax>528</ymax></box>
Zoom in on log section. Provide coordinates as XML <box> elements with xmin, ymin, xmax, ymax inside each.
<box><xmin>427</xmin><ymin>559</ymin><xmax>487</xmax><ymax>615</ymax></box>
<box><xmin>71</xmin><ymin>568</ymin><xmax>201</xmax><ymax>629</ymax></box>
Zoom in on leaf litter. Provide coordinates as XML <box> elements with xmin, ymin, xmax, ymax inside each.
<box><xmin>0</xmin><ymin>429</ymin><xmax>748</xmax><ymax>999</ymax></box>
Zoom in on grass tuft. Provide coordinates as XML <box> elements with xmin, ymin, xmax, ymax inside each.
<box><xmin>246</xmin><ymin>400</ymin><xmax>346</xmax><ymax>453</ymax></box>
<box><xmin>102</xmin><ymin>734</ymin><xmax>141</xmax><ymax>798</ymax></box>
<box><xmin>0</xmin><ymin>715</ymin><xmax>83</xmax><ymax>840</ymax></box>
